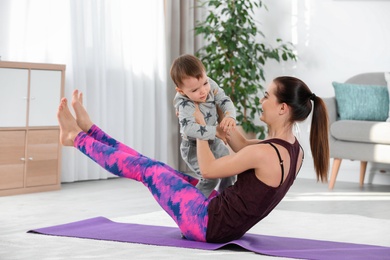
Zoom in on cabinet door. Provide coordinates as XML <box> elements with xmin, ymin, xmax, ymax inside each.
<box><xmin>29</xmin><ymin>69</ymin><xmax>62</xmax><ymax>126</ymax></box>
<box><xmin>0</xmin><ymin>68</ymin><xmax>28</xmax><ymax>127</ymax></box>
<box><xmin>0</xmin><ymin>131</ymin><xmax>26</xmax><ymax>190</ymax></box>
<box><xmin>26</xmin><ymin>130</ymin><xmax>59</xmax><ymax>187</ymax></box>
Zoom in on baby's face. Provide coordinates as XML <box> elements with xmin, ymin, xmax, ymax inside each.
<box><xmin>176</xmin><ymin>72</ymin><xmax>210</xmax><ymax>103</ymax></box>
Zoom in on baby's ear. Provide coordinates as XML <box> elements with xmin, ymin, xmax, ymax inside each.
<box><xmin>175</xmin><ymin>87</ymin><xmax>184</xmax><ymax>95</ymax></box>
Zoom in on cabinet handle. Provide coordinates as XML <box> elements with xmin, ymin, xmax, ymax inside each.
<box><xmin>20</xmin><ymin>157</ymin><xmax>33</xmax><ymax>161</ymax></box>
<box><xmin>22</xmin><ymin>97</ymin><xmax>28</xmax><ymax>100</ymax></box>
<box><xmin>30</xmin><ymin>97</ymin><xmax>36</xmax><ymax>100</ymax></box>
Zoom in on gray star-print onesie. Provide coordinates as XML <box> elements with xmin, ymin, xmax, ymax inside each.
<box><xmin>173</xmin><ymin>78</ymin><xmax>237</xmax><ymax>197</ymax></box>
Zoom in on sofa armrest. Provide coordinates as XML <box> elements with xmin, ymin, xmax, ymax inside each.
<box><xmin>323</xmin><ymin>97</ymin><xmax>337</xmax><ymax>125</ymax></box>
<box><xmin>323</xmin><ymin>97</ymin><xmax>337</xmax><ymax>150</ymax></box>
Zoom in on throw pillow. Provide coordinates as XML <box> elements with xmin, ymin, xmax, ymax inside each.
<box><xmin>332</xmin><ymin>81</ymin><xmax>389</xmax><ymax>121</ymax></box>
<box><xmin>385</xmin><ymin>72</ymin><xmax>390</xmax><ymax>122</ymax></box>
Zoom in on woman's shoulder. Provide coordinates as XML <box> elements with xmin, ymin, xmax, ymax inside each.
<box><xmin>259</xmin><ymin>137</ymin><xmax>300</xmax><ymax>148</ymax></box>
<box><xmin>258</xmin><ymin>138</ymin><xmax>303</xmax><ymax>163</ymax></box>
<box><xmin>238</xmin><ymin>141</ymin><xmax>277</xmax><ymax>160</ymax></box>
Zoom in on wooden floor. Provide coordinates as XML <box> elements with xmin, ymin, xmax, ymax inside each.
<box><xmin>1</xmin><ymin>177</ymin><xmax>390</xmax><ymax>259</ymax></box>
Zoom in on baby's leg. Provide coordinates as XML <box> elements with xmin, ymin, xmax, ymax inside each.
<box><xmin>196</xmin><ymin>178</ymin><xmax>219</xmax><ymax>198</ymax></box>
<box><xmin>218</xmin><ymin>176</ymin><xmax>236</xmax><ymax>192</ymax></box>
<box><xmin>75</xmin><ymin>131</ymin><xmax>208</xmax><ymax>241</ymax></box>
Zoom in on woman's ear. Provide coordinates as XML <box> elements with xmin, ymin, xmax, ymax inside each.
<box><xmin>279</xmin><ymin>103</ymin><xmax>290</xmax><ymax>115</ymax></box>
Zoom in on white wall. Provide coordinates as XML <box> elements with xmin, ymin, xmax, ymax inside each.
<box><xmin>259</xmin><ymin>0</ymin><xmax>390</xmax><ymax>185</ymax></box>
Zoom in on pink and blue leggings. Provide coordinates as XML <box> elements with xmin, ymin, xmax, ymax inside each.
<box><xmin>74</xmin><ymin>125</ymin><xmax>212</xmax><ymax>241</ymax></box>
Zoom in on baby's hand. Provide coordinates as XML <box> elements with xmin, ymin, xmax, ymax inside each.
<box><xmin>219</xmin><ymin>117</ymin><xmax>236</xmax><ymax>132</ymax></box>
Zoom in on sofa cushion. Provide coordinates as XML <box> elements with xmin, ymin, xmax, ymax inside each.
<box><xmin>332</xmin><ymin>82</ymin><xmax>389</xmax><ymax>121</ymax></box>
<box><xmin>385</xmin><ymin>72</ymin><xmax>390</xmax><ymax>122</ymax></box>
<box><xmin>331</xmin><ymin>120</ymin><xmax>390</xmax><ymax>145</ymax></box>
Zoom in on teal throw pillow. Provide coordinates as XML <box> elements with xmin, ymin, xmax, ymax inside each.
<box><xmin>332</xmin><ymin>82</ymin><xmax>389</xmax><ymax>121</ymax></box>
<box><xmin>385</xmin><ymin>72</ymin><xmax>390</xmax><ymax>122</ymax></box>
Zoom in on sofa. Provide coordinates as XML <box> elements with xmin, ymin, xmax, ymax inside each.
<box><xmin>323</xmin><ymin>72</ymin><xmax>390</xmax><ymax>189</ymax></box>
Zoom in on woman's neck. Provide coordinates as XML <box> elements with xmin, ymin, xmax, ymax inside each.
<box><xmin>266</xmin><ymin>126</ymin><xmax>295</xmax><ymax>143</ymax></box>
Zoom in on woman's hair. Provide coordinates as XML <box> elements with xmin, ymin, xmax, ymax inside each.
<box><xmin>273</xmin><ymin>76</ymin><xmax>329</xmax><ymax>182</ymax></box>
<box><xmin>170</xmin><ymin>54</ymin><xmax>205</xmax><ymax>88</ymax></box>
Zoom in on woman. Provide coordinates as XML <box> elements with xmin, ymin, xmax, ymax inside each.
<box><xmin>57</xmin><ymin>76</ymin><xmax>329</xmax><ymax>243</ymax></box>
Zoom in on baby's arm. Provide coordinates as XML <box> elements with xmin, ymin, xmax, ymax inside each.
<box><xmin>177</xmin><ymin>98</ymin><xmax>216</xmax><ymax>140</ymax></box>
<box><xmin>209</xmin><ymin>79</ymin><xmax>237</xmax><ymax>132</ymax></box>
<box><xmin>209</xmin><ymin>78</ymin><xmax>236</xmax><ymax>123</ymax></box>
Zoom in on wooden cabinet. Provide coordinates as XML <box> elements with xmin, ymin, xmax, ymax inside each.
<box><xmin>0</xmin><ymin>61</ymin><xmax>65</xmax><ymax>196</ymax></box>
<box><xmin>0</xmin><ymin>131</ymin><xmax>25</xmax><ymax>190</ymax></box>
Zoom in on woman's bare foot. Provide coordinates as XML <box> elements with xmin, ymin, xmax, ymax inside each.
<box><xmin>71</xmin><ymin>90</ymin><xmax>94</xmax><ymax>132</ymax></box>
<box><xmin>57</xmin><ymin>98</ymin><xmax>83</xmax><ymax>146</ymax></box>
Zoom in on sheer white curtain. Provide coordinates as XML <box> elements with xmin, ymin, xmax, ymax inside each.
<box><xmin>63</xmin><ymin>0</ymin><xmax>169</xmax><ymax>181</ymax></box>
<box><xmin>0</xmin><ymin>0</ymin><xmax>72</xmax><ymax>63</ymax></box>
<box><xmin>0</xmin><ymin>0</ymin><xmax>169</xmax><ymax>182</ymax></box>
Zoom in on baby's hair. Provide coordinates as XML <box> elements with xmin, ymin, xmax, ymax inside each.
<box><xmin>170</xmin><ymin>54</ymin><xmax>205</xmax><ymax>88</ymax></box>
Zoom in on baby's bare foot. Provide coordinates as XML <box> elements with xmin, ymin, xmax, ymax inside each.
<box><xmin>71</xmin><ymin>90</ymin><xmax>93</xmax><ymax>132</ymax></box>
<box><xmin>57</xmin><ymin>98</ymin><xmax>82</xmax><ymax>146</ymax></box>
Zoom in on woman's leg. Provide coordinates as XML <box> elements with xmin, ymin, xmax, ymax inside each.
<box><xmin>59</xmin><ymin>97</ymin><xmax>208</xmax><ymax>241</ymax></box>
<box><xmin>71</xmin><ymin>90</ymin><xmax>197</xmax><ymax>186</ymax></box>
<box><xmin>75</xmin><ymin>132</ymin><xmax>209</xmax><ymax>241</ymax></box>
<box><xmin>71</xmin><ymin>90</ymin><xmax>139</xmax><ymax>156</ymax></box>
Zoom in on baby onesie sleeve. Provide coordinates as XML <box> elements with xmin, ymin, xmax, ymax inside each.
<box><xmin>208</xmin><ymin>78</ymin><xmax>237</xmax><ymax>121</ymax></box>
<box><xmin>174</xmin><ymin>93</ymin><xmax>217</xmax><ymax>140</ymax></box>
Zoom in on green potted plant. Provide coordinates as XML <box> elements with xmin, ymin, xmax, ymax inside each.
<box><xmin>195</xmin><ymin>0</ymin><xmax>297</xmax><ymax>138</ymax></box>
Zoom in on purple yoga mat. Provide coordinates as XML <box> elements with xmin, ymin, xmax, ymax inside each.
<box><xmin>28</xmin><ymin>217</ymin><xmax>390</xmax><ymax>260</ymax></box>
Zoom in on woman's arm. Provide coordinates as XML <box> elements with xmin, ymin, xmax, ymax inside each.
<box><xmin>194</xmin><ymin>103</ymin><xmax>261</xmax><ymax>179</ymax></box>
<box><xmin>197</xmin><ymin>140</ymin><xmax>262</xmax><ymax>179</ymax></box>
<box><xmin>223</xmin><ymin>128</ymin><xmax>261</xmax><ymax>152</ymax></box>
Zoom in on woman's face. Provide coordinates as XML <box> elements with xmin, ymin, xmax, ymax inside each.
<box><xmin>260</xmin><ymin>81</ymin><xmax>280</xmax><ymax>123</ymax></box>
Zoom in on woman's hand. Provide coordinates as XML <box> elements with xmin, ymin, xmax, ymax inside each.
<box><xmin>216</xmin><ymin>124</ymin><xmax>228</xmax><ymax>144</ymax></box>
<box><xmin>219</xmin><ymin>117</ymin><xmax>236</xmax><ymax>132</ymax></box>
<box><xmin>216</xmin><ymin>105</ymin><xmax>236</xmax><ymax>132</ymax></box>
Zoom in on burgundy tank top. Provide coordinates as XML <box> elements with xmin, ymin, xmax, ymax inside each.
<box><xmin>205</xmin><ymin>138</ymin><xmax>302</xmax><ymax>243</ymax></box>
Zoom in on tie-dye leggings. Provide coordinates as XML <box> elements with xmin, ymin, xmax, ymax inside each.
<box><xmin>74</xmin><ymin>124</ymin><xmax>212</xmax><ymax>242</ymax></box>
